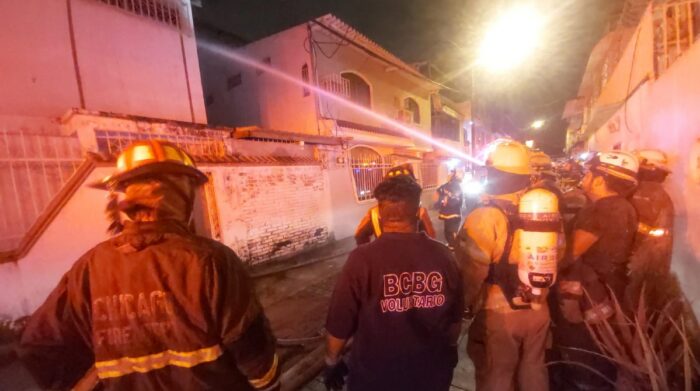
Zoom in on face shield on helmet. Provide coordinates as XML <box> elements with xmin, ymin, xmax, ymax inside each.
<box><xmin>91</xmin><ymin>140</ymin><xmax>209</xmax><ymax>233</ymax></box>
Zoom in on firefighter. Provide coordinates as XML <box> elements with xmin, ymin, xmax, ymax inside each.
<box><xmin>551</xmin><ymin>151</ymin><xmax>639</xmax><ymax>390</ymax></box>
<box><xmin>18</xmin><ymin>141</ymin><xmax>280</xmax><ymax>391</ymax></box>
<box><xmin>324</xmin><ymin>175</ymin><xmax>463</xmax><ymax>391</ymax></box>
<box><xmin>456</xmin><ymin>140</ymin><xmax>554</xmax><ymax>391</ymax></box>
<box><xmin>530</xmin><ymin>151</ymin><xmax>565</xmax><ymax>214</ymax></box>
<box><xmin>436</xmin><ymin>168</ymin><xmax>464</xmax><ymax>249</ymax></box>
<box><xmin>626</xmin><ymin>149</ymin><xmax>674</xmax><ymax>309</ymax></box>
<box><xmin>354</xmin><ymin>163</ymin><xmax>436</xmax><ymax>245</ymax></box>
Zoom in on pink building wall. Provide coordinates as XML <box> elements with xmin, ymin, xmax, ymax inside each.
<box><xmin>590</xmin><ymin>41</ymin><xmax>700</xmax><ymax>313</ymax></box>
<box><xmin>204</xmin><ymin>25</ymin><xmax>319</xmax><ymax>133</ymax></box>
<box><xmin>0</xmin><ymin>0</ymin><xmax>206</xmax><ymax>126</ymax></box>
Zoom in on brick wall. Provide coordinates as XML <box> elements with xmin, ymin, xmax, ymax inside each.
<box><xmin>204</xmin><ymin>164</ymin><xmax>332</xmax><ymax>265</ymax></box>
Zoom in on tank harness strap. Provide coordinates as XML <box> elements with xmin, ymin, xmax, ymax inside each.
<box><xmin>486</xmin><ymin>204</ymin><xmax>532</xmax><ymax>311</ymax></box>
<box><xmin>370</xmin><ymin>207</ymin><xmax>382</xmax><ymax>238</ymax></box>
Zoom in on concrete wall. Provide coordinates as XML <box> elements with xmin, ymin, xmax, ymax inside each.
<box><xmin>0</xmin><ymin>167</ymin><xmax>113</xmax><ymax>319</ymax></box>
<box><xmin>589</xmin><ymin>41</ymin><xmax>700</xmax><ymax>314</ymax></box>
<box><xmin>595</xmin><ymin>6</ymin><xmax>655</xmax><ymax>107</ymax></box>
<box><xmin>0</xmin><ymin>0</ymin><xmax>205</xmax><ymax>125</ymax></box>
<box><xmin>204</xmin><ymin>164</ymin><xmax>333</xmax><ymax>265</ymax></box>
<box><xmin>202</xmin><ymin>24</ymin><xmax>319</xmax><ymax>133</ymax></box>
<box><xmin>312</xmin><ymin>28</ymin><xmax>434</xmax><ymax>137</ymax></box>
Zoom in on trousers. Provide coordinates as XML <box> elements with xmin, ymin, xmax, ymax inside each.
<box><xmin>467</xmin><ymin>307</ymin><xmax>550</xmax><ymax>391</ymax></box>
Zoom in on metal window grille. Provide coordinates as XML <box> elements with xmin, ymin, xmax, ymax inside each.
<box><xmin>320</xmin><ymin>74</ymin><xmax>350</xmax><ymax>98</ymax></box>
<box><xmin>0</xmin><ymin>131</ymin><xmax>83</xmax><ymax>252</ymax></box>
<box><xmin>349</xmin><ymin>147</ymin><xmax>390</xmax><ymax>201</ymax></box>
<box><xmin>94</xmin><ymin>129</ymin><xmax>228</xmax><ymax>158</ymax></box>
<box><xmin>654</xmin><ymin>0</ymin><xmax>698</xmax><ymax>74</ymax></box>
<box><xmin>418</xmin><ymin>163</ymin><xmax>439</xmax><ymax>189</ymax></box>
<box><xmin>97</xmin><ymin>0</ymin><xmax>182</xmax><ymax>30</ymax></box>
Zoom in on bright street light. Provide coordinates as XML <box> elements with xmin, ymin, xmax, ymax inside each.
<box><xmin>477</xmin><ymin>5</ymin><xmax>544</xmax><ymax>72</ymax></box>
<box><xmin>525</xmin><ymin>140</ymin><xmax>535</xmax><ymax>149</ymax></box>
<box><xmin>531</xmin><ymin>119</ymin><xmax>545</xmax><ymax>129</ymax></box>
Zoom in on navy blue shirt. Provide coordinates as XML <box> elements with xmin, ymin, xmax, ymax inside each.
<box><xmin>326</xmin><ymin>232</ymin><xmax>463</xmax><ymax>391</ymax></box>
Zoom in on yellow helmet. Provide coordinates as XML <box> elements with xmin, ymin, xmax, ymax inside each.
<box><xmin>485</xmin><ymin>140</ymin><xmax>532</xmax><ymax>176</ymax></box>
<box><xmin>91</xmin><ymin>140</ymin><xmax>208</xmax><ymax>190</ymax></box>
<box><xmin>385</xmin><ymin>163</ymin><xmax>416</xmax><ymax>180</ymax></box>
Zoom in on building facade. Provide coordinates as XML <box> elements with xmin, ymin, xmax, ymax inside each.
<box><xmin>0</xmin><ymin>0</ymin><xmax>207</xmax><ymax>131</ymax></box>
<box><xmin>563</xmin><ymin>1</ymin><xmax>700</xmax><ymax>313</ymax></box>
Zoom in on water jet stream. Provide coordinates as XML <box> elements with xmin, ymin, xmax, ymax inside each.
<box><xmin>200</xmin><ymin>41</ymin><xmax>485</xmax><ymax>166</ymax></box>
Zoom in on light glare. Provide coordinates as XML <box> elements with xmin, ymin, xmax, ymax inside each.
<box><xmin>478</xmin><ymin>6</ymin><xmax>543</xmax><ymax>72</ymax></box>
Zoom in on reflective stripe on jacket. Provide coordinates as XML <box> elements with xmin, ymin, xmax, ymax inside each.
<box><xmin>19</xmin><ymin>221</ymin><xmax>279</xmax><ymax>391</ymax></box>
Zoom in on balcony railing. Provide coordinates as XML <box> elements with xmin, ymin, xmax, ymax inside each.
<box><xmin>654</xmin><ymin>0</ymin><xmax>700</xmax><ymax>74</ymax></box>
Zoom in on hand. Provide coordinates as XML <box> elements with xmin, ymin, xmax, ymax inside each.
<box><xmin>322</xmin><ymin>360</ymin><xmax>348</xmax><ymax>391</ymax></box>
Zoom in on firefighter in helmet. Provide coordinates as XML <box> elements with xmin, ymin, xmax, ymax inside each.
<box><xmin>551</xmin><ymin>151</ymin><xmax>639</xmax><ymax>390</ymax></box>
<box><xmin>354</xmin><ymin>163</ymin><xmax>436</xmax><ymax>245</ymax></box>
<box><xmin>436</xmin><ymin>167</ymin><xmax>465</xmax><ymax>249</ymax></box>
<box><xmin>456</xmin><ymin>140</ymin><xmax>557</xmax><ymax>391</ymax></box>
<box><xmin>19</xmin><ymin>140</ymin><xmax>280</xmax><ymax>391</ymax></box>
<box><xmin>626</xmin><ymin>149</ymin><xmax>674</xmax><ymax>310</ymax></box>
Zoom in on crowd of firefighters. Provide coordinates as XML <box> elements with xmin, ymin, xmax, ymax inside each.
<box><xmin>14</xmin><ymin>137</ymin><xmax>677</xmax><ymax>391</ymax></box>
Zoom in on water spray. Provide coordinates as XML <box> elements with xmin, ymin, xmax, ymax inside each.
<box><xmin>200</xmin><ymin>41</ymin><xmax>484</xmax><ymax>166</ymax></box>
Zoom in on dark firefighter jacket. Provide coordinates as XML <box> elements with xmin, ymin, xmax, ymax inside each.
<box><xmin>629</xmin><ymin>180</ymin><xmax>674</xmax><ymax>274</ymax></box>
<box><xmin>18</xmin><ymin>220</ymin><xmax>279</xmax><ymax>391</ymax></box>
<box><xmin>436</xmin><ymin>179</ymin><xmax>463</xmax><ymax>220</ymax></box>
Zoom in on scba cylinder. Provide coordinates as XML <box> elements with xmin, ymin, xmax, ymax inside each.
<box><xmin>518</xmin><ymin>188</ymin><xmax>560</xmax><ymax>297</ymax></box>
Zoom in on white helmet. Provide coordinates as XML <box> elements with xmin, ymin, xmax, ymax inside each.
<box><xmin>485</xmin><ymin>140</ymin><xmax>532</xmax><ymax>176</ymax></box>
<box><xmin>586</xmin><ymin>151</ymin><xmax>639</xmax><ymax>185</ymax></box>
<box><xmin>634</xmin><ymin>149</ymin><xmax>670</xmax><ymax>172</ymax></box>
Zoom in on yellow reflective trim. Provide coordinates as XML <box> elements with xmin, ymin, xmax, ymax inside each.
<box><xmin>95</xmin><ymin>345</ymin><xmax>223</xmax><ymax>379</ymax></box>
<box><xmin>370</xmin><ymin>207</ymin><xmax>382</xmax><ymax>238</ymax></box>
<box><xmin>249</xmin><ymin>354</ymin><xmax>279</xmax><ymax>389</ymax></box>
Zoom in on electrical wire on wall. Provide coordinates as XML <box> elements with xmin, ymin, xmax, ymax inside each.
<box><xmin>623</xmin><ymin>17</ymin><xmax>643</xmax><ymax>137</ymax></box>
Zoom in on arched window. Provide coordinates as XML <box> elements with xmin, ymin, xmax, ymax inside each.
<box><xmin>341</xmin><ymin>72</ymin><xmax>371</xmax><ymax>108</ymax></box>
<box><xmin>404</xmin><ymin>98</ymin><xmax>420</xmax><ymax>124</ymax></box>
<box><xmin>349</xmin><ymin>146</ymin><xmax>384</xmax><ymax>201</ymax></box>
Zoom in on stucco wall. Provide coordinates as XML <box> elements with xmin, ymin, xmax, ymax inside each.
<box><xmin>312</xmin><ymin>28</ymin><xmax>434</xmax><ymax>136</ymax></box>
<box><xmin>202</xmin><ymin>25</ymin><xmax>319</xmax><ymax>133</ymax></box>
<box><xmin>590</xmin><ymin>41</ymin><xmax>700</xmax><ymax>314</ymax></box>
<box><xmin>0</xmin><ymin>0</ymin><xmax>206</xmax><ymax>125</ymax></box>
<box><xmin>204</xmin><ymin>164</ymin><xmax>333</xmax><ymax>265</ymax></box>
<box><xmin>0</xmin><ymin>167</ymin><xmax>112</xmax><ymax>319</ymax></box>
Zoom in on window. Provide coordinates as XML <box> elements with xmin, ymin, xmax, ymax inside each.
<box><xmin>349</xmin><ymin>147</ymin><xmax>388</xmax><ymax>201</ymax></box>
<box><xmin>341</xmin><ymin>72</ymin><xmax>371</xmax><ymax>107</ymax></box>
<box><xmin>301</xmin><ymin>64</ymin><xmax>310</xmax><ymax>97</ymax></box>
<box><xmin>431</xmin><ymin>112</ymin><xmax>460</xmax><ymax>142</ymax></box>
<box><xmin>419</xmin><ymin>163</ymin><xmax>439</xmax><ymax>189</ymax></box>
<box><xmin>404</xmin><ymin>98</ymin><xmax>420</xmax><ymax>124</ymax></box>
<box><xmin>227</xmin><ymin>73</ymin><xmax>242</xmax><ymax>91</ymax></box>
<box><xmin>97</xmin><ymin>0</ymin><xmax>181</xmax><ymax>29</ymax></box>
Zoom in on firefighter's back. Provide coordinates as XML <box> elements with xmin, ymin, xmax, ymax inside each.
<box><xmin>87</xmin><ymin>222</ymin><xmax>255</xmax><ymax>390</ymax></box>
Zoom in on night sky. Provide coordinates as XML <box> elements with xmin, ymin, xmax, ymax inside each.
<box><xmin>195</xmin><ymin>0</ymin><xmax>625</xmax><ymax>155</ymax></box>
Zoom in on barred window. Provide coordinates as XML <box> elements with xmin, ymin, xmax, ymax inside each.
<box><xmin>349</xmin><ymin>147</ymin><xmax>389</xmax><ymax>201</ymax></box>
<box><xmin>419</xmin><ymin>163</ymin><xmax>439</xmax><ymax>189</ymax></box>
<box><xmin>97</xmin><ymin>0</ymin><xmax>181</xmax><ymax>29</ymax></box>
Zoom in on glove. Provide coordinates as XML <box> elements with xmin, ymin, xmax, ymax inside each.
<box><xmin>322</xmin><ymin>359</ymin><xmax>348</xmax><ymax>391</ymax></box>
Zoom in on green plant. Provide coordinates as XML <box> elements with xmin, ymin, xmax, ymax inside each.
<box><xmin>584</xmin><ymin>280</ymin><xmax>700</xmax><ymax>391</ymax></box>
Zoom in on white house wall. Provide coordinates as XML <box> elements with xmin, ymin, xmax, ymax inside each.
<box><xmin>0</xmin><ymin>0</ymin><xmax>206</xmax><ymax>127</ymax></box>
<box><xmin>312</xmin><ymin>28</ymin><xmax>433</xmax><ymax>137</ymax></box>
<box><xmin>590</xmin><ymin>42</ymin><xmax>700</xmax><ymax>314</ymax></box>
<box><xmin>207</xmin><ymin>25</ymin><xmax>319</xmax><ymax>133</ymax></box>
